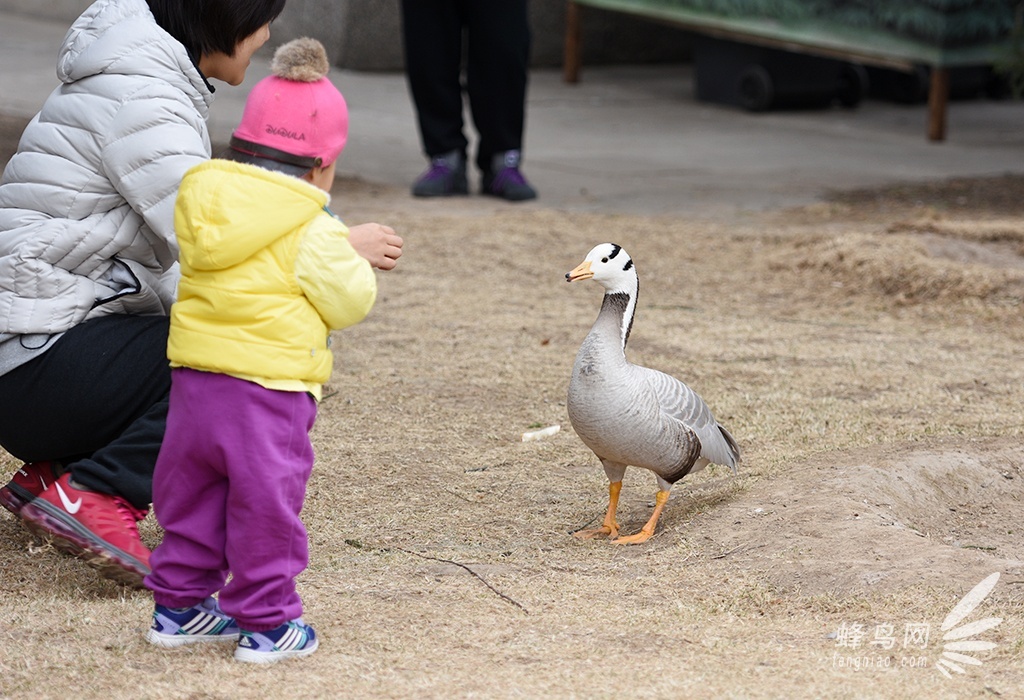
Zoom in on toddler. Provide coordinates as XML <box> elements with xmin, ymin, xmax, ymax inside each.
<box><xmin>143</xmin><ymin>37</ymin><xmax>390</xmax><ymax>663</ymax></box>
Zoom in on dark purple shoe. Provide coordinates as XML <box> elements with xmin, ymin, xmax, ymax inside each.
<box><xmin>482</xmin><ymin>150</ymin><xmax>537</xmax><ymax>202</ymax></box>
<box><xmin>411</xmin><ymin>150</ymin><xmax>468</xmax><ymax>197</ymax></box>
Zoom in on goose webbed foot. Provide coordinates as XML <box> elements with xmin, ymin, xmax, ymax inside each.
<box><xmin>611</xmin><ymin>489</ymin><xmax>670</xmax><ymax>545</ymax></box>
<box><xmin>573</xmin><ymin>523</ymin><xmax>619</xmax><ymax>540</ymax></box>
<box><xmin>611</xmin><ymin>529</ymin><xmax>653</xmax><ymax>545</ymax></box>
<box><xmin>573</xmin><ymin>480</ymin><xmax>622</xmax><ymax>540</ymax></box>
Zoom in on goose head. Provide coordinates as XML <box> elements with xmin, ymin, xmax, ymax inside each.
<box><xmin>565</xmin><ymin>243</ymin><xmax>637</xmax><ymax>295</ymax></box>
<box><xmin>566</xmin><ymin>243</ymin><xmax>639</xmax><ymax>349</ymax></box>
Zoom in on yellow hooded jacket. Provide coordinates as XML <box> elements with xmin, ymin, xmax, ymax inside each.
<box><xmin>168</xmin><ymin>160</ymin><xmax>376</xmax><ymax>398</ymax></box>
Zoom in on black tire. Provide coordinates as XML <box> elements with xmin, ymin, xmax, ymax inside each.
<box><xmin>836</xmin><ymin>63</ymin><xmax>869</xmax><ymax>108</ymax></box>
<box><xmin>737</xmin><ymin>64</ymin><xmax>774</xmax><ymax>112</ymax></box>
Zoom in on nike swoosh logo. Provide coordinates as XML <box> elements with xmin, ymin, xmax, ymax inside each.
<box><xmin>55</xmin><ymin>483</ymin><xmax>82</xmax><ymax>514</ymax></box>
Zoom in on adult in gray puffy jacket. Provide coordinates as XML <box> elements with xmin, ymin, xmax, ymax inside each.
<box><xmin>0</xmin><ymin>0</ymin><xmax>287</xmax><ymax>588</ymax></box>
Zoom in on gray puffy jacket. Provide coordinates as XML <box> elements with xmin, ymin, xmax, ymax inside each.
<box><xmin>0</xmin><ymin>0</ymin><xmax>213</xmax><ymax>345</ymax></box>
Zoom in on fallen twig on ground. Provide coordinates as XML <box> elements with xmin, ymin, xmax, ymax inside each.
<box><xmin>390</xmin><ymin>546</ymin><xmax>528</xmax><ymax>614</ymax></box>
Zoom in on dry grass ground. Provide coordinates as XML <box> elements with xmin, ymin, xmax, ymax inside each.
<box><xmin>1</xmin><ymin>112</ymin><xmax>1023</xmax><ymax>699</ymax></box>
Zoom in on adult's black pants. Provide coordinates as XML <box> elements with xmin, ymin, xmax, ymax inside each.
<box><xmin>400</xmin><ymin>0</ymin><xmax>531</xmax><ymax>173</ymax></box>
<box><xmin>0</xmin><ymin>315</ymin><xmax>170</xmax><ymax>509</ymax></box>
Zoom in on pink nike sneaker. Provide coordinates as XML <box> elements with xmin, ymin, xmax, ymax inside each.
<box><xmin>19</xmin><ymin>473</ymin><xmax>151</xmax><ymax>587</ymax></box>
<box><xmin>0</xmin><ymin>461</ymin><xmax>62</xmax><ymax>516</ymax></box>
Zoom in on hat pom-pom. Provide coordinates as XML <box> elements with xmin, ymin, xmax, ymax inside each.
<box><xmin>270</xmin><ymin>37</ymin><xmax>330</xmax><ymax>82</ymax></box>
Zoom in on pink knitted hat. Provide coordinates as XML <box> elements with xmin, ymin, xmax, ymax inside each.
<box><xmin>230</xmin><ymin>37</ymin><xmax>348</xmax><ymax>175</ymax></box>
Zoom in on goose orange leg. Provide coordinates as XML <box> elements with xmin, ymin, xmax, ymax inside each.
<box><xmin>613</xmin><ymin>489</ymin><xmax>670</xmax><ymax>545</ymax></box>
<box><xmin>573</xmin><ymin>481</ymin><xmax>622</xmax><ymax>539</ymax></box>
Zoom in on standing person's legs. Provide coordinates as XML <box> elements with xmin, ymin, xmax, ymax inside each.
<box><xmin>0</xmin><ymin>314</ymin><xmax>171</xmax><ymax>509</ymax></box>
<box><xmin>464</xmin><ymin>0</ymin><xmax>531</xmax><ymax>170</ymax></box>
<box><xmin>400</xmin><ymin>0</ymin><xmax>469</xmax><ymax>158</ymax></box>
<box><xmin>168</xmin><ymin>371</ymin><xmax>317</xmax><ymax>632</ymax></box>
<box><xmin>146</xmin><ymin>368</ymin><xmax>232</xmax><ymax>606</ymax></box>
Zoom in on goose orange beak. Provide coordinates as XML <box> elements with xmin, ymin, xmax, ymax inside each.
<box><xmin>566</xmin><ymin>260</ymin><xmax>593</xmax><ymax>282</ymax></box>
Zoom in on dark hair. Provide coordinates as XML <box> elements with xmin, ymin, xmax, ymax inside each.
<box><xmin>147</xmin><ymin>0</ymin><xmax>287</xmax><ymax>59</ymax></box>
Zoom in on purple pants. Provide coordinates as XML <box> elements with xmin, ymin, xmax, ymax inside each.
<box><xmin>145</xmin><ymin>368</ymin><xmax>317</xmax><ymax>631</ymax></box>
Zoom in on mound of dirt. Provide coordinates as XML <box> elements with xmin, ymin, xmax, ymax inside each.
<box><xmin>684</xmin><ymin>437</ymin><xmax>1024</xmax><ymax>596</ymax></box>
<box><xmin>772</xmin><ymin>218</ymin><xmax>1024</xmax><ymax>305</ymax></box>
<box><xmin>778</xmin><ymin>232</ymin><xmax>1024</xmax><ymax>304</ymax></box>
<box><xmin>826</xmin><ymin>174</ymin><xmax>1024</xmax><ymax>219</ymax></box>
<box><xmin>767</xmin><ymin>174</ymin><xmax>1024</xmax><ymax>306</ymax></box>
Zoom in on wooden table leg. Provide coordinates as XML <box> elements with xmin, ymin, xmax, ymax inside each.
<box><xmin>564</xmin><ymin>1</ymin><xmax>582</xmax><ymax>84</ymax></box>
<box><xmin>927</xmin><ymin>66</ymin><xmax>949</xmax><ymax>142</ymax></box>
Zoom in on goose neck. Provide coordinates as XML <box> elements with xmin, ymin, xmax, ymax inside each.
<box><xmin>597</xmin><ymin>291</ymin><xmax>636</xmax><ymax>354</ymax></box>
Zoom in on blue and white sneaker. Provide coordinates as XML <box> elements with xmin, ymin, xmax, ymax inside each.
<box><xmin>234</xmin><ymin>619</ymin><xmax>319</xmax><ymax>664</ymax></box>
<box><xmin>146</xmin><ymin>597</ymin><xmax>239</xmax><ymax>648</ymax></box>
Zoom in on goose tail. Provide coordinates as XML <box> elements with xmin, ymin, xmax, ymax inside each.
<box><xmin>718</xmin><ymin>424</ymin><xmax>741</xmax><ymax>474</ymax></box>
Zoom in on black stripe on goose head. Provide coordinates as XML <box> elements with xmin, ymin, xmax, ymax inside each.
<box><xmin>606</xmin><ymin>244</ymin><xmax>633</xmax><ymax>273</ymax></box>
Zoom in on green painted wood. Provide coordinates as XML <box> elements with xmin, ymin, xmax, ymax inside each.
<box><xmin>572</xmin><ymin>0</ymin><xmax>1016</xmax><ymax>67</ymax></box>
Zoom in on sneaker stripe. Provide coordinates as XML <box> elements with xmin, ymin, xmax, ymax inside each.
<box><xmin>276</xmin><ymin>625</ymin><xmax>300</xmax><ymax>651</ymax></box>
<box><xmin>182</xmin><ymin>613</ymin><xmax>222</xmax><ymax>636</ymax></box>
<box><xmin>148</xmin><ymin>602</ymin><xmax>238</xmax><ymax>647</ymax></box>
<box><xmin>209</xmin><ymin>618</ymin><xmax>230</xmax><ymax>635</ymax></box>
<box><xmin>180</xmin><ymin>617</ymin><xmax>201</xmax><ymax>634</ymax></box>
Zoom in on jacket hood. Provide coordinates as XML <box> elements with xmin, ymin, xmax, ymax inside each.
<box><xmin>175</xmin><ymin>159</ymin><xmax>330</xmax><ymax>272</ymax></box>
<box><xmin>58</xmin><ymin>0</ymin><xmax>211</xmax><ymax>112</ymax></box>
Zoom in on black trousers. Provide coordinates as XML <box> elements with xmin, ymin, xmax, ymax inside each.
<box><xmin>400</xmin><ymin>0</ymin><xmax>531</xmax><ymax>173</ymax></box>
<box><xmin>0</xmin><ymin>315</ymin><xmax>171</xmax><ymax>509</ymax></box>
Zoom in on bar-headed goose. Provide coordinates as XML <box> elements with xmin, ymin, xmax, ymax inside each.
<box><xmin>565</xmin><ymin>243</ymin><xmax>740</xmax><ymax>544</ymax></box>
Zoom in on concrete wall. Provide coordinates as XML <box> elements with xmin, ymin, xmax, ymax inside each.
<box><xmin>0</xmin><ymin>0</ymin><xmax>692</xmax><ymax>70</ymax></box>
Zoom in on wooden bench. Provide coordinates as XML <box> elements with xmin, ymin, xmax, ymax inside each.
<box><xmin>563</xmin><ymin>0</ymin><xmax>1016</xmax><ymax>141</ymax></box>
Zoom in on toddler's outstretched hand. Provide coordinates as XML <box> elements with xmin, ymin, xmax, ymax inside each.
<box><xmin>348</xmin><ymin>223</ymin><xmax>403</xmax><ymax>270</ymax></box>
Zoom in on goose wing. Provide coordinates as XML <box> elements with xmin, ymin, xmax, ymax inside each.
<box><xmin>640</xmin><ymin>366</ymin><xmax>740</xmax><ymax>470</ymax></box>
